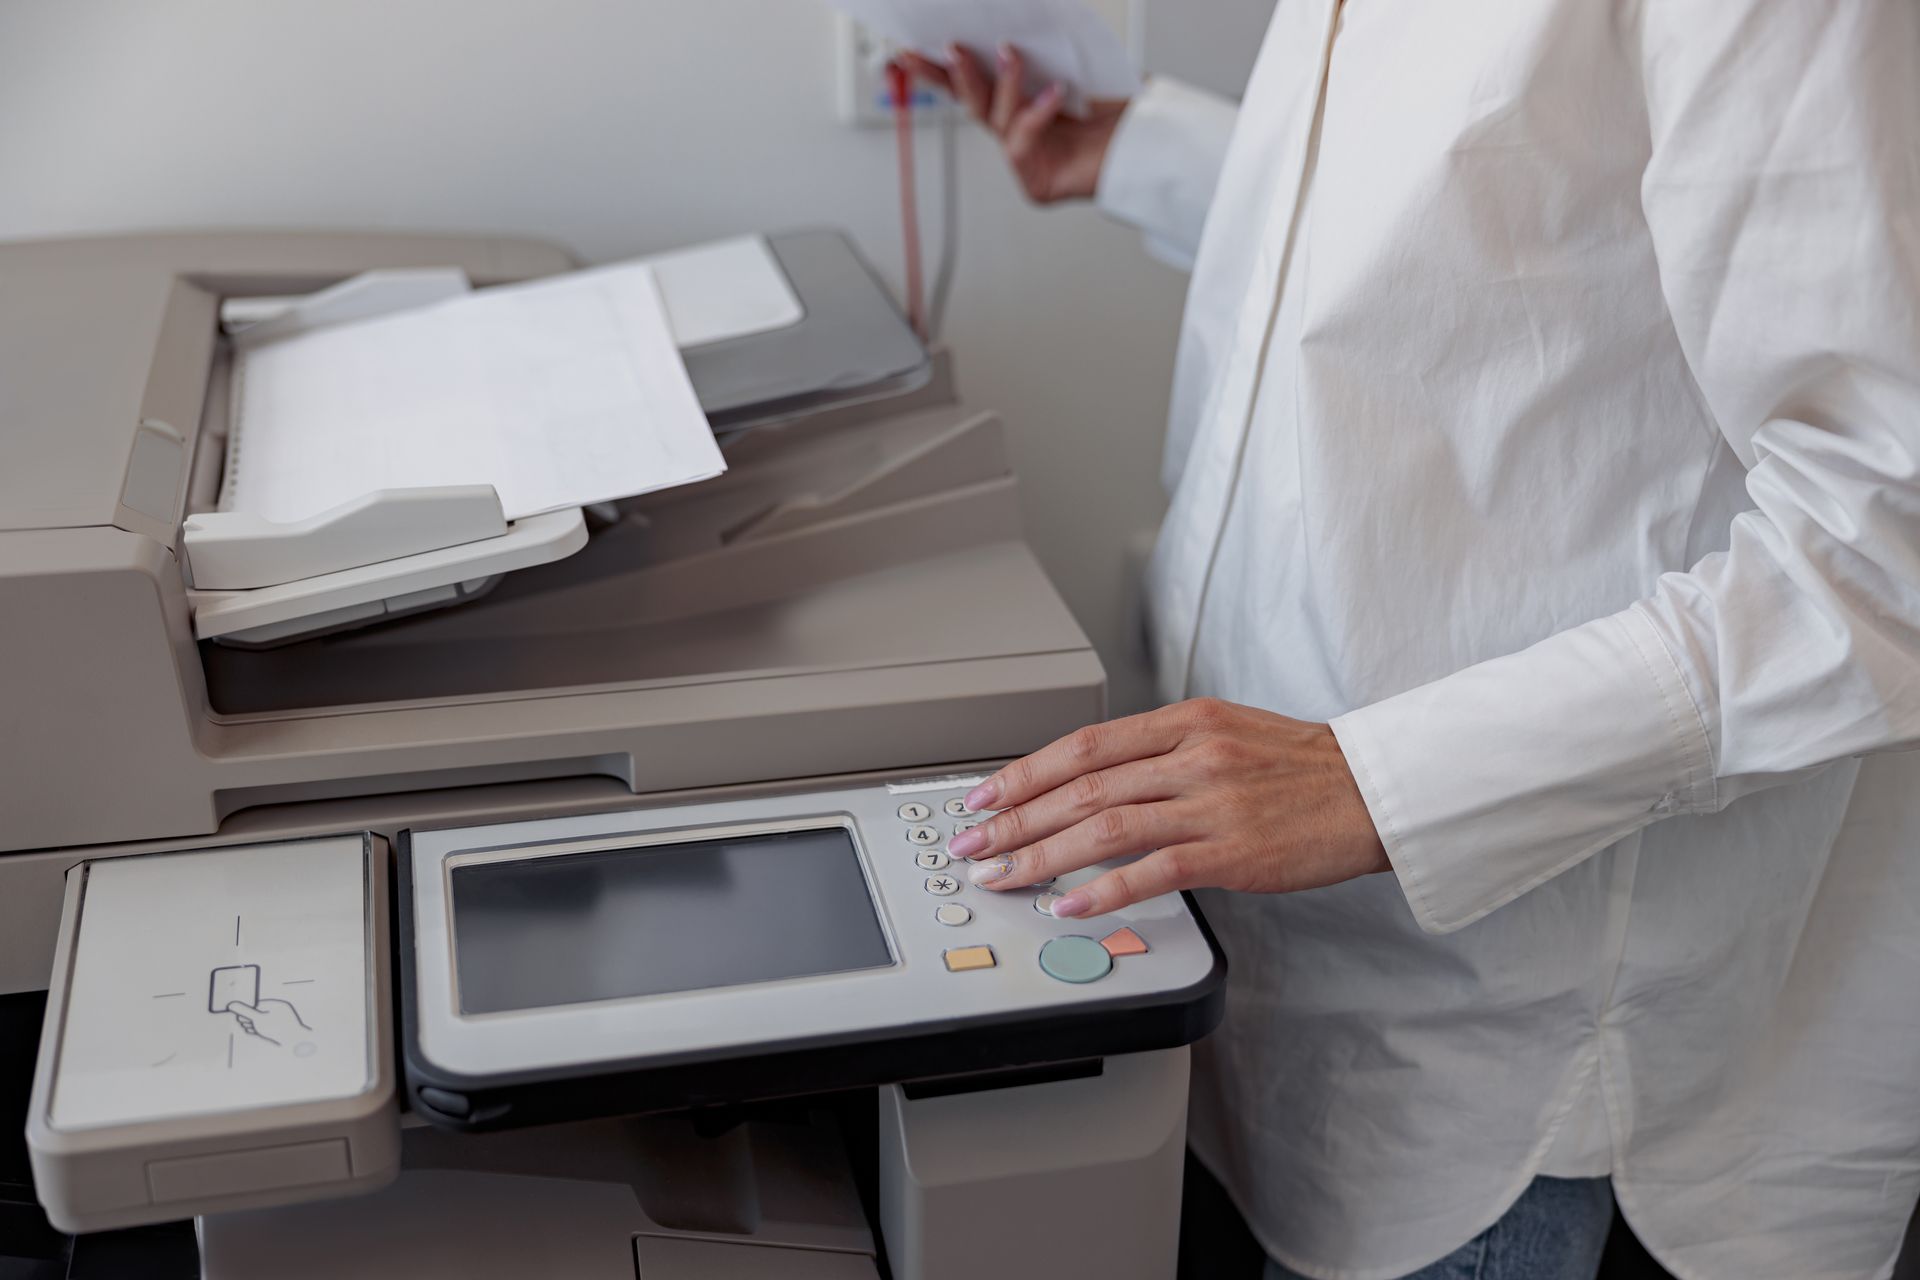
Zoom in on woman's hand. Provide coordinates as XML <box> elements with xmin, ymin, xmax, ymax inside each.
<box><xmin>896</xmin><ymin>43</ymin><xmax>1128</xmax><ymax>205</ymax></box>
<box><xmin>949</xmin><ymin>699</ymin><xmax>1391</xmax><ymax>918</ymax></box>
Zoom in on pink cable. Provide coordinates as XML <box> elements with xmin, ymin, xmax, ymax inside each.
<box><xmin>888</xmin><ymin>61</ymin><xmax>926</xmax><ymax>339</ymax></box>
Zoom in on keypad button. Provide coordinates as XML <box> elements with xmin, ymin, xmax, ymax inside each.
<box><xmin>1039</xmin><ymin>935</ymin><xmax>1113</xmax><ymax>984</ymax></box>
<box><xmin>944</xmin><ymin>945</ymin><xmax>996</xmax><ymax>973</ymax></box>
<box><xmin>1100</xmin><ymin>927</ymin><xmax>1149</xmax><ymax>958</ymax></box>
<box><xmin>943</xmin><ymin>798</ymin><xmax>971</xmax><ymax>817</ymax></box>
<box><xmin>916</xmin><ymin>849</ymin><xmax>951</xmax><ymax>871</ymax></box>
<box><xmin>925</xmin><ymin>874</ymin><xmax>962</xmax><ymax>897</ymax></box>
<box><xmin>897</xmin><ymin>802</ymin><xmax>932</xmax><ymax>822</ymax></box>
<box><xmin>1034</xmin><ymin>891</ymin><xmax>1066</xmax><ymax>916</ymax></box>
<box><xmin>953</xmin><ymin>821</ymin><xmax>979</xmax><ymax>835</ymax></box>
<box><xmin>935</xmin><ymin>903</ymin><xmax>973</xmax><ymax>927</ymax></box>
<box><xmin>906</xmin><ymin>824</ymin><xmax>940</xmax><ymax>846</ymax></box>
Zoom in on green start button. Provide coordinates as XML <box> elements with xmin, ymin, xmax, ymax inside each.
<box><xmin>1038</xmin><ymin>935</ymin><xmax>1113</xmax><ymax>984</ymax></box>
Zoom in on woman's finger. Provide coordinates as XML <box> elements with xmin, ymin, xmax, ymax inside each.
<box><xmin>1047</xmin><ymin>844</ymin><xmax>1206</xmax><ymax>919</ymax></box>
<box><xmin>895</xmin><ymin>50</ymin><xmax>955</xmax><ymax>96</ymax></box>
<box><xmin>945</xmin><ymin>43</ymin><xmax>993</xmax><ymax>120</ymax></box>
<box><xmin>967</xmin><ymin>705</ymin><xmax>1188</xmax><ymax>813</ymax></box>
<box><xmin>1005</xmin><ymin>82</ymin><xmax>1064</xmax><ymax>162</ymax></box>
<box><xmin>989</xmin><ymin>43</ymin><xmax>1026</xmax><ymax>135</ymax></box>
<box><xmin>967</xmin><ymin>802</ymin><xmax>1189</xmax><ymax>893</ymax></box>
<box><xmin>950</xmin><ymin>755</ymin><xmax>1175</xmax><ymax>862</ymax></box>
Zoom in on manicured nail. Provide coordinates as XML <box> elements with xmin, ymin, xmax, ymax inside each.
<box><xmin>968</xmin><ymin>854</ymin><xmax>1015</xmax><ymax>886</ymax></box>
<box><xmin>947</xmin><ymin>43</ymin><xmax>965</xmax><ymax>64</ymax></box>
<box><xmin>998</xmin><ymin>42</ymin><xmax>1015</xmax><ymax>66</ymax></box>
<box><xmin>949</xmin><ymin>827</ymin><xmax>989</xmax><ymax>858</ymax></box>
<box><xmin>1050</xmin><ymin>891</ymin><xmax>1092</xmax><ymax>918</ymax></box>
<box><xmin>964</xmin><ymin>778</ymin><xmax>1000</xmax><ymax>811</ymax></box>
<box><xmin>1040</xmin><ymin>82</ymin><xmax>1063</xmax><ymax>103</ymax></box>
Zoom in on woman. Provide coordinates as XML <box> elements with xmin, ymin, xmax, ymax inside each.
<box><xmin>904</xmin><ymin>5</ymin><xmax>1920</xmax><ymax>1279</ymax></box>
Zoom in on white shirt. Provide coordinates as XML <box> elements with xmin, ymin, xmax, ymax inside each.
<box><xmin>1094</xmin><ymin>3</ymin><xmax>1920</xmax><ymax>1279</ymax></box>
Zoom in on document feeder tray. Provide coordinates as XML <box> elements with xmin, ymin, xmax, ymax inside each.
<box><xmin>180</xmin><ymin>230</ymin><xmax>929</xmax><ymax>647</ymax></box>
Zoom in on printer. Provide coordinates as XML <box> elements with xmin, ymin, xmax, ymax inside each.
<box><xmin>0</xmin><ymin>228</ymin><xmax>1224</xmax><ymax>1280</ymax></box>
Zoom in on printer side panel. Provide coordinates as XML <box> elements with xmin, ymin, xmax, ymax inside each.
<box><xmin>0</xmin><ymin>526</ymin><xmax>219</xmax><ymax>851</ymax></box>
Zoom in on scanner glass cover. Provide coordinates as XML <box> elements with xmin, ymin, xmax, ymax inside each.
<box><xmin>449</xmin><ymin>826</ymin><xmax>892</xmax><ymax>1014</ymax></box>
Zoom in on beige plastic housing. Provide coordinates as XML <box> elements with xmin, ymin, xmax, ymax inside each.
<box><xmin>26</xmin><ymin>835</ymin><xmax>400</xmax><ymax>1233</ymax></box>
<box><xmin>0</xmin><ymin>231</ymin><xmax>1104</xmax><ymax>996</ymax></box>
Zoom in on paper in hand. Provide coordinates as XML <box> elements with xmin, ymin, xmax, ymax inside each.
<box><xmin>828</xmin><ymin>0</ymin><xmax>1139</xmax><ymax>108</ymax></box>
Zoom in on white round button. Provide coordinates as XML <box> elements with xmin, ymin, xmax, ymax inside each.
<box><xmin>943</xmin><ymin>797</ymin><xmax>971</xmax><ymax>817</ymax></box>
<box><xmin>916</xmin><ymin>850</ymin><xmax>951</xmax><ymax>871</ymax></box>
<box><xmin>925</xmin><ymin>874</ymin><xmax>962</xmax><ymax>897</ymax></box>
<box><xmin>953</xmin><ymin>821</ymin><xmax>979</xmax><ymax>835</ymax></box>
<box><xmin>935</xmin><ymin>903</ymin><xmax>973</xmax><ymax>927</ymax></box>
<box><xmin>897</xmin><ymin>802</ymin><xmax>932</xmax><ymax>822</ymax></box>
<box><xmin>906</xmin><ymin>824</ymin><xmax>940</xmax><ymax>846</ymax></box>
<box><xmin>1034</xmin><ymin>891</ymin><xmax>1066</xmax><ymax>916</ymax></box>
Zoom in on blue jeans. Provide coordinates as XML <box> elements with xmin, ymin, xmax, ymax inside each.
<box><xmin>1265</xmin><ymin>1176</ymin><xmax>1613</xmax><ymax>1280</ymax></box>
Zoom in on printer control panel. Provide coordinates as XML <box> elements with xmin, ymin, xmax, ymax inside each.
<box><xmin>886</xmin><ymin>786</ymin><xmax>1162</xmax><ymax>986</ymax></box>
<box><xmin>400</xmin><ymin>775</ymin><xmax>1223</xmax><ymax>1127</ymax></box>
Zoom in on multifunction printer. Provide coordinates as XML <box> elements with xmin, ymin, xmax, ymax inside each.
<box><xmin>0</xmin><ymin>228</ymin><xmax>1224</xmax><ymax>1279</ymax></box>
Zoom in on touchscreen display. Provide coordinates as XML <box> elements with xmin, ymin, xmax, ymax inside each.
<box><xmin>449</xmin><ymin>826</ymin><xmax>892</xmax><ymax>1014</ymax></box>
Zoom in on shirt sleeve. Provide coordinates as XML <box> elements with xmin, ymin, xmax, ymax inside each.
<box><xmin>1329</xmin><ymin>1</ymin><xmax>1920</xmax><ymax>934</ymax></box>
<box><xmin>1094</xmin><ymin>77</ymin><xmax>1239</xmax><ymax>271</ymax></box>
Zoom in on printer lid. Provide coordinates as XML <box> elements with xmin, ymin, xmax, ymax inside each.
<box><xmin>0</xmin><ymin>228</ymin><xmax>927</xmax><ymax>543</ymax></box>
<box><xmin>0</xmin><ymin>232</ymin><xmax>574</xmax><ymax>540</ymax></box>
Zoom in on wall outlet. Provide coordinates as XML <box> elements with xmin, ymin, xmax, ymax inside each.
<box><xmin>835</xmin><ymin>16</ymin><xmax>954</xmax><ymax>128</ymax></box>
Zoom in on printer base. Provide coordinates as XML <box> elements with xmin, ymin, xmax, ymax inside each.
<box><xmin>195</xmin><ymin>1053</ymin><xmax>1188</xmax><ymax>1280</ymax></box>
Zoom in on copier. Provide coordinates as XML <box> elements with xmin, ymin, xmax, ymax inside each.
<box><xmin>0</xmin><ymin>228</ymin><xmax>1224</xmax><ymax>1279</ymax></box>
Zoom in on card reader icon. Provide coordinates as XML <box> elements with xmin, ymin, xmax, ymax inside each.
<box><xmin>208</xmin><ymin>964</ymin><xmax>313</xmax><ymax>1048</ymax></box>
<box><xmin>208</xmin><ymin>964</ymin><xmax>260</xmax><ymax>1014</ymax></box>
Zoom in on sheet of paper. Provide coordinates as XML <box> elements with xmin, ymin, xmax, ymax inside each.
<box><xmin>642</xmin><ymin>235</ymin><xmax>805</xmax><ymax>348</ymax></box>
<box><xmin>224</xmin><ymin>261</ymin><xmax>724</xmax><ymax>525</ymax></box>
<box><xmin>828</xmin><ymin>0</ymin><xmax>1139</xmax><ymax>105</ymax></box>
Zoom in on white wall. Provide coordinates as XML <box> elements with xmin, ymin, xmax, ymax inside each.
<box><xmin>0</xmin><ymin>0</ymin><xmax>1195</xmax><ymax>714</ymax></box>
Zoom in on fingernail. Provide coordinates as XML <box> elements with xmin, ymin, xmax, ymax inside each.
<box><xmin>1040</xmin><ymin>81</ymin><xmax>1063</xmax><ymax>102</ymax></box>
<box><xmin>947</xmin><ymin>43</ymin><xmax>965</xmax><ymax>63</ymax></box>
<box><xmin>968</xmin><ymin>854</ymin><xmax>1016</xmax><ymax>886</ymax></box>
<box><xmin>949</xmin><ymin>827</ymin><xmax>988</xmax><ymax>858</ymax></box>
<box><xmin>998</xmin><ymin>42</ymin><xmax>1014</xmax><ymax>65</ymax></box>
<box><xmin>1050</xmin><ymin>891</ymin><xmax>1092</xmax><ymax>918</ymax></box>
<box><xmin>964</xmin><ymin>778</ymin><xmax>1000</xmax><ymax>811</ymax></box>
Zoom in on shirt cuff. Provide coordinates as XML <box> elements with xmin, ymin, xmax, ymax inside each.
<box><xmin>1094</xmin><ymin>77</ymin><xmax>1238</xmax><ymax>269</ymax></box>
<box><xmin>1329</xmin><ymin>605</ymin><xmax>1717</xmax><ymax>934</ymax></box>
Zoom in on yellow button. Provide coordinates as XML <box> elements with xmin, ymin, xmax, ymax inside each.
<box><xmin>943</xmin><ymin>945</ymin><xmax>997</xmax><ymax>973</ymax></box>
